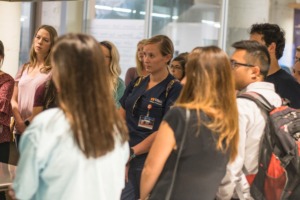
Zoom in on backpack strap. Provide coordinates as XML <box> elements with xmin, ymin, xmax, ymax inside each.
<box><xmin>237</xmin><ymin>92</ymin><xmax>275</xmax><ymax>199</ymax></box>
<box><xmin>165</xmin><ymin>79</ymin><xmax>179</xmax><ymax>98</ymax></box>
<box><xmin>133</xmin><ymin>76</ymin><xmax>144</xmax><ymax>88</ymax></box>
<box><xmin>238</xmin><ymin>91</ymin><xmax>275</xmax><ymax>112</ymax></box>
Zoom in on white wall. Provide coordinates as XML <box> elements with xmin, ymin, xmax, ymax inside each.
<box><xmin>226</xmin><ymin>0</ymin><xmax>270</xmax><ymax>55</ymax></box>
<box><xmin>0</xmin><ymin>2</ymin><xmax>21</xmax><ymax>77</ymax></box>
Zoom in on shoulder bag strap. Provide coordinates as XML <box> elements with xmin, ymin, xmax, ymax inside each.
<box><xmin>165</xmin><ymin>108</ymin><xmax>190</xmax><ymax>200</ymax></box>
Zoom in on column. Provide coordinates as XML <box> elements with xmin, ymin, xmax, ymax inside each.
<box><xmin>0</xmin><ymin>2</ymin><xmax>22</xmax><ymax>77</ymax></box>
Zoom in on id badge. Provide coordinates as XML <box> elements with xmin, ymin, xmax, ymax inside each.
<box><xmin>138</xmin><ymin>115</ymin><xmax>155</xmax><ymax>130</ymax></box>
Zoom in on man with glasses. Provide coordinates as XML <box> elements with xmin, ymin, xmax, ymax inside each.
<box><xmin>249</xmin><ymin>23</ymin><xmax>300</xmax><ymax>108</ymax></box>
<box><xmin>292</xmin><ymin>46</ymin><xmax>300</xmax><ymax>84</ymax></box>
<box><xmin>217</xmin><ymin>40</ymin><xmax>282</xmax><ymax>200</ymax></box>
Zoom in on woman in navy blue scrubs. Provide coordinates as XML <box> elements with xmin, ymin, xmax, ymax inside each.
<box><xmin>119</xmin><ymin>35</ymin><xmax>182</xmax><ymax>200</ymax></box>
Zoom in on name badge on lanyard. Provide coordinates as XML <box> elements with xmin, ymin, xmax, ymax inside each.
<box><xmin>138</xmin><ymin>104</ymin><xmax>155</xmax><ymax>130</ymax></box>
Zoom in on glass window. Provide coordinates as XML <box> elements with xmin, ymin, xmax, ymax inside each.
<box><xmin>88</xmin><ymin>0</ymin><xmax>146</xmax><ymax>79</ymax></box>
<box><xmin>226</xmin><ymin>0</ymin><xmax>295</xmax><ymax>69</ymax></box>
<box><xmin>151</xmin><ymin>0</ymin><xmax>222</xmax><ymax>56</ymax></box>
<box><xmin>19</xmin><ymin>1</ymin><xmax>85</xmax><ymax>67</ymax></box>
<box><xmin>19</xmin><ymin>2</ymin><xmax>34</xmax><ymax>67</ymax></box>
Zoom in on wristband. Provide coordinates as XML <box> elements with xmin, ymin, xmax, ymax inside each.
<box><xmin>24</xmin><ymin>120</ymin><xmax>30</xmax><ymax>127</ymax></box>
<box><xmin>129</xmin><ymin>148</ymin><xmax>136</xmax><ymax>160</ymax></box>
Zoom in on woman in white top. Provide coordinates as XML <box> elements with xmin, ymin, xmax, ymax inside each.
<box><xmin>10</xmin><ymin>33</ymin><xmax>129</xmax><ymax>200</ymax></box>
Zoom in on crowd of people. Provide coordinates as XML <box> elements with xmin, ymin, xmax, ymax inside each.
<box><xmin>0</xmin><ymin>22</ymin><xmax>299</xmax><ymax>200</ymax></box>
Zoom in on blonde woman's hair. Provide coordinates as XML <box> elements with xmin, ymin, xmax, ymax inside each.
<box><xmin>100</xmin><ymin>40</ymin><xmax>121</xmax><ymax>93</ymax></box>
<box><xmin>135</xmin><ymin>39</ymin><xmax>147</xmax><ymax>76</ymax></box>
<box><xmin>51</xmin><ymin>33</ymin><xmax>128</xmax><ymax>158</ymax></box>
<box><xmin>28</xmin><ymin>25</ymin><xmax>58</xmax><ymax>73</ymax></box>
<box><xmin>176</xmin><ymin>46</ymin><xmax>239</xmax><ymax>162</ymax></box>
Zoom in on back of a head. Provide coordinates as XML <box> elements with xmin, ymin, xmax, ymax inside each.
<box><xmin>232</xmin><ymin>40</ymin><xmax>270</xmax><ymax>79</ymax></box>
<box><xmin>178</xmin><ymin>46</ymin><xmax>234</xmax><ymax>107</ymax></box>
<box><xmin>176</xmin><ymin>46</ymin><xmax>239</xmax><ymax>162</ymax></box>
<box><xmin>145</xmin><ymin>35</ymin><xmax>174</xmax><ymax>65</ymax></box>
<box><xmin>250</xmin><ymin>23</ymin><xmax>285</xmax><ymax>60</ymax></box>
<box><xmin>51</xmin><ymin>33</ymin><xmax>128</xmax><ymax>158</ymax></box>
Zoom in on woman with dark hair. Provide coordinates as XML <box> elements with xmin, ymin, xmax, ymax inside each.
<box><xmin>170</xmin><ymin>52</ymin><xmax>188</xmax><ymax>81</ymax></box>
<box><xmin>11</xmin><ymin>25</ymin><xmax>57</xmax><ymax>145</ymax></box>
<box><xmin>0</xmin><ymin>40</ymin><xmax>14</xmax><ymax>200</ymax></box>
<box><xmin>0</xmin><ymin>40</ymin><xmax>14</xmax><ymax>164</ymax></box>
<box><xmin>140</xmin><ymin>46</ymin><xmax>239</xmax><ymax>200</ymax></box>
<box><xmin>10</xmin><ymin>34</ymin><xmax>129</xmax><ymax>200</ymax></box>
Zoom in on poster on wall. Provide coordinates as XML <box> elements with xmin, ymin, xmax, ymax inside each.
<box><xmin>294</xmin><ymin>9</ymin><xmax>300</xmax><ymax>55</ymax></box>
<box><xmin>88</xmin><ymin>19</ymin><xmax>145</xmax><ymax>79</ymax></box>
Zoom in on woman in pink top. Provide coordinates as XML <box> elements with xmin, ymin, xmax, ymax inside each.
<box><xmin>11</xmin><ymin>25</ymin><xmax>57</xmax><ymax>146</ymax></box>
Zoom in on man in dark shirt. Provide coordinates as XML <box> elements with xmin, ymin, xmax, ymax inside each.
<box><xmin>249</xmin><ymin>23</ymin><xmax>300</xmax><ymax>109</ymax></box>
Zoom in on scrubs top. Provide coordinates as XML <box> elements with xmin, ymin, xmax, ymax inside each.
<box><xmin>120</xmin><ymin>74</ymin><xmax>182</xmax><ymax>149</ymax></box>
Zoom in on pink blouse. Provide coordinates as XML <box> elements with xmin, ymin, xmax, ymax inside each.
<box><xmin>15</xmin><ymin>66</ymin><xmax>52</xmax><ymax>121</ymax></box>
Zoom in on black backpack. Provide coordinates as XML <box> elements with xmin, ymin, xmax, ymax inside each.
<box><xmin>238</xmin><ymin>92</ymin><xmax>300</xmax><ymax>200</ymax></box>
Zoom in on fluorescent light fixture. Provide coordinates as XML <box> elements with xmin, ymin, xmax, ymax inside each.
<box><xmin>20</xmin><ymin>16</ymin><xmax>27</xmax><ymax>22</ymax></box>
<box><xmin>201</xmin><ymin>20</ymin><xmax>220</xmax><ymax>28</ymax></box>
<box><xmin>95</xmin><ymin>5</ymin><xmax>113</xmax><ymax>11</ymax></box>
<box><xmin>152</xmin><ymin>13</ymin><xmax>170</xmax><ymax>18</ymax></box>
<box><xmin>113</xmin><ymin>7</ymin><xmax>131</xmax><ymax>13</ymax></box>
<box><xmin>94</xmin><ymin>5</ymin><xmax>176</xmax><ymax>19</ymax></box>
<box><xmin>95</xmin><ymin>5</ymin><xmax>132</xmax><ymax>13</ymax></box>
<box><xmin>140</xmin><ymin>11</ymin><xmax>175</xmax><ymax>19</ymax></box>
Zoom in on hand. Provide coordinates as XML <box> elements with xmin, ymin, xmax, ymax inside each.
<box><xmin>8</xmin><ymin>185</ymin><xmax>17</xmax><ymax>200</ymax></box>
<box><xmin>15</xmin><ymin>120</ymin><xmax>26</xmax><ymax>133</ymax></box>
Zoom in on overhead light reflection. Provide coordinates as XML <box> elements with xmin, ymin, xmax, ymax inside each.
<box><xmin>201</xmin><ymin>20</ymin><xmax>220</xmax><ymax>28</ymax></box>
<box><xmin>95</xmin><ymin>5</ymin><xmax>178</xmax><ymax>19</ymax></box>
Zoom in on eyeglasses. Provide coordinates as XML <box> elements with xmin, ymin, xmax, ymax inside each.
<box><xmin>230</xmin><ymin>60</ymin><xmax>255</xmax><ymax>69</ymax></box>
<box><xmin>170</xmin><ymin>65</ymin><xmax>183</xmax><ymax>71</ymax></box>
